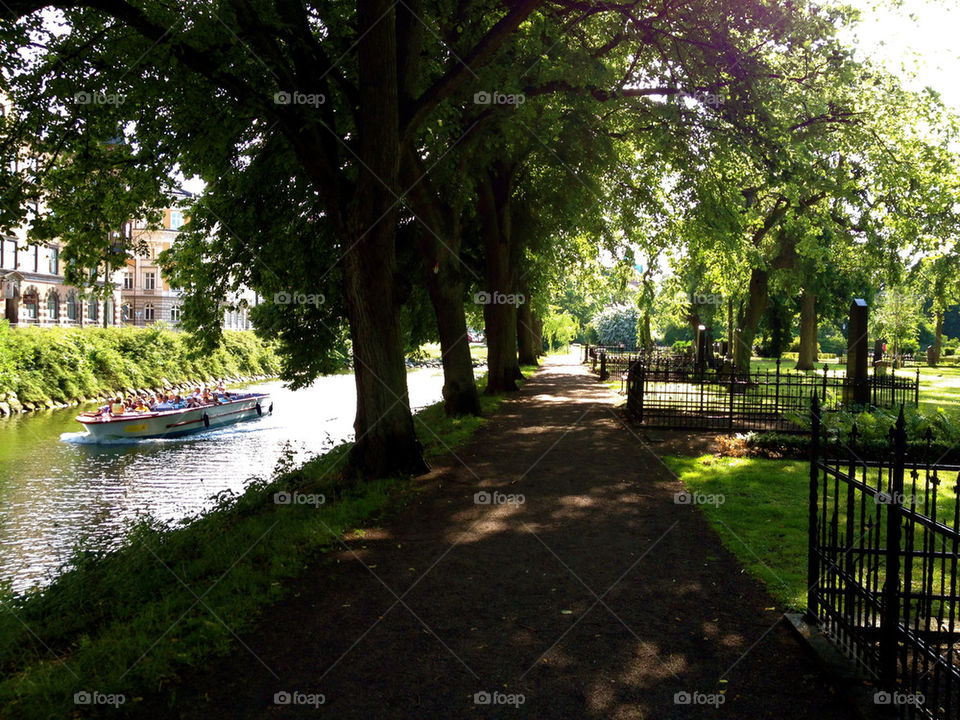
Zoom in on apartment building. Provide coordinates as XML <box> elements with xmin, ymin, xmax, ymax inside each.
<box><xmin>0</xmin><ymin>98</ymin><xmax>122</xmax><ymax>327</ymax></box>
<box><xmin>1</xmin><ymin>238</ymin><xmax>122</xmax><ymax>328</ymax></box>
<box><xmin>121</xmin><ymin>192</ymin><xmax>255</xmax><ymax>330</ymax></box>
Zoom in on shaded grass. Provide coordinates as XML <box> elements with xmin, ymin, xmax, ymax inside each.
<box><xmin>0</xmin><ymin>367</ymin><xmax>529</xmax><ymax>719</ymax></box>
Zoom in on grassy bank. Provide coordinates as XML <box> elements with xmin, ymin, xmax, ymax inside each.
<box><xmin>0</xmin><ymin>367</ymin><xmax>530</xmax><ymax>719</ymax></box>
<box><xmin>0</xmin><ymin>322</ymin><xmax>279</xmax><ymax>408</ymax></box>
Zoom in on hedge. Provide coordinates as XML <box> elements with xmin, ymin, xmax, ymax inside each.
<box><xmin>0</xmin><ymin>322</ymin><xmax>279</xmax><ymax>406</ymax></box>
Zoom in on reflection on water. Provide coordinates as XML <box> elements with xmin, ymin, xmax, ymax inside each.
<box><xmin>0</xmin><ymin>368</ymin><xmax>446</xmax><ymax>593</ymax></box>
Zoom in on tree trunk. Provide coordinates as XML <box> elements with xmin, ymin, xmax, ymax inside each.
<box><xmin>479</xmin><ymin>167</ymin><xmax>521</xmax><ymax>393</ymax></box>
<box><xmin>727</xmin><ymin>296</ymin><xmax>733</xmax><ymax>356</ymax></box>
<box><xmin>400</xmin><ymin>152</ymin><xmax>481</xmax><ymax>416</ymax></box>
<box><xmin>532</xmin><ymin>312</ymin><xmax>544</xmax><ymax>357</ymax></box>
<box><xmin>517</xmin><ymin>285</ymin><xmax>538</xmax><ymax>366</ymax></box>
<box><xmin>932</xmin><ymin>310</ymin><xmax>944</xmax><ymax>366</ymax></box>
<box><xmin>795</xmin><ymin>289</ymin><xmax>818</xmax><ymax>370</ymax></box>
<box><xmin>425</xmin><ymin>264</ymin><xmax>481</xmax><ymax>415</ymax></box>
<box><xmin>734</xmin><ymin>268</ymin><xmax>769</xmax><ymax>372</ymax></box>
<box><xmin>343</xmin><ymin>1</ymin><xmax>427</xmax><ymax>476</ymax></box>
<box><xmin>639</xmin><ymin>310</ymin><xmax>653</xmax><ymax>350</ymax></box>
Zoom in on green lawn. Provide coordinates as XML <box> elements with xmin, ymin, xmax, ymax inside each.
<box><xmin>751</xmin><ymin>357</ymin><xmax>960</xmax><ymax>417</ymax></box>
<box><xmin>408</xmin><ymin>342</ymin><xmax>488</xmax><ymax>363</ymax></box>
<box><xmin>662</xmin><ymin>455</ymin><xmax>811</xmax><ymax>610</ymax></box>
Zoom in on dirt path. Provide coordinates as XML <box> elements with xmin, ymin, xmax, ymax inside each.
<box><xmin>148</xmin><ymin>353</ymin><xmax>849</xmax><ymax>719</ymax></box>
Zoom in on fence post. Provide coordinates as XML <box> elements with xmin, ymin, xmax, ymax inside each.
<box><xmin>775</xmin><ymin>358</ymin><xmax>781</xmax><ymax>416</ymax></box>
<box><xmin>599</xmin><ymin>350</ymin><xmax>608</xmax><ymax>381</ymax></box>
<box><xmin>728</xmin><ymin>367</ymin><xmax>735</xmax><ymax>431</ymax></box>
<box><xmin>915</xmin><ymin>367</ymin><xmax>920</xmax><ymax>406</ymax></box>
<box><xmin>880</xmin><ymin>406</ymin><xmax>906</xmax><ymax>687</ymax></box>
<box><xmin>821</xmin><ymin>363</ymin><xmax>828</xmax><ymax>404</ymax></box>
<box><xmin>807</xmin><ymin>392</ymin><xmax>821</xmax><ymax>622</ymax></box>
<box><xmin>638</xmin><ymin>362</ymin><xmax>645</xmax><ymax>422</ymax></box>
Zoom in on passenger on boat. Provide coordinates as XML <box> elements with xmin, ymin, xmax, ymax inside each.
<box><xmin>110</xmin><ymin>397</ymin><xmax>126</xmax><ymax>415</ymax></box>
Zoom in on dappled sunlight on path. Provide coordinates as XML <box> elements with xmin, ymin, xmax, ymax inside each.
<box><xmin>148</xmin><ymin>349</ymin><xmax>853</xmax><ymax>719</ymax></box>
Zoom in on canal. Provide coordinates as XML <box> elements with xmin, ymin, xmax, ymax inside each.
<box><xmin>0</xmin><ymin>367</ymin><xmax>447</xmax><ymax>594</ymax></box>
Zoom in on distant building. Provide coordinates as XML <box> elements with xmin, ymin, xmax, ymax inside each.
<box><xmin>1</xmin><ymin>94</ymin><xmax>254</xmax><ymax>331</ymax></box>
<box><xmin>0</xmin><ymin>96</ymin><xmax>122</xmax><ymax>327</ymax></box>
<box><xmin>121</xmin><ymin>190</ymin><xmax>255</xmax><ymax>330</ymax></box>
<box><xmin>0</xmin><ymin>239</ymin><xmax>122</xmax><ymax>328</ymax></box>
<box><xmin>121</xmin><ymin>191</ymin><xmax>188</xmax><ymax>328</ymax></box>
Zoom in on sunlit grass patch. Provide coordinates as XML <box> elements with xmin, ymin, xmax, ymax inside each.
<box><xmin>662</xmin><ymin>455</ymin><xmax>811</xmax><ymax>610</ymax></box>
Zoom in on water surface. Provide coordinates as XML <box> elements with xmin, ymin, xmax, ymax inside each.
<box><xmin>0</xmin><ymin>368</ymin><xmax>446</xmax><ymax>593</ymax></box>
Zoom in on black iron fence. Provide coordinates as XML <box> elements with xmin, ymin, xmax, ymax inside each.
<box><xmin>808</xmin><ymin>399</ymin><xmax>960</xmax><ymax>719</ymax></box>
<box><xmin>583</xmin><ymin>345</ymin><xmax>683</xmax><ymax>391</ymax></box>
<box><xmin>622</xmin><ymin>357</ymin><xmax>918</xmax><ymax>432</ymax></box>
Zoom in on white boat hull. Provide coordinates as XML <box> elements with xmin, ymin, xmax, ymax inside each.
<box><xmin>77</xmin><ymin>394</ymin><xmax>272</xmax><ymax>440</ymax></box>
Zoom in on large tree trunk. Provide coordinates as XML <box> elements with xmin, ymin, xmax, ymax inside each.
<box><xmin>734</xmin><ymin>268</ymin><xmax>769</xmax><ymax>372</ymax></box>
<box><xmin>479</xmin><ymin>167</ymin><xmax>520</xmax><ymax>393</ymax></box>
<box><xmin>425</xmin><ymin>264</ymin><xmax>481</xmax><ymax>415</ymax></box>
<box><xmin>517</xmin><ymin>284</ymin><xmax>538</xmax><ymax>366</ymax></box>
<box><xmin>343</xmin><ymin>1</ymin><xmax>427</xmax><ymax>476</ymax></box>
<box><xmin>400</xmin><ymin>153</ymin><xmax>481</xmax><ymax>416</ymax></box>
<box><xmin>932</xmin><ymin>309</ymin><xmax>944</xmax><ymax>366</ymax></box>
<box><xmin>795</xmin><ymin>289</ymin><xmax>818</xmax><ymax>370</ymax></box>
<box><xmin>532</xmin><ymin>312</ymin><xmax>544</xmax><ymax>357</ymax></box>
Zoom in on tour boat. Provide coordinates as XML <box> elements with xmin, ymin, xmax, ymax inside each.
<box><xmin>76</xmin><ymin>393</ymin><xmax>273</xmax><ymax>440</ymax></box>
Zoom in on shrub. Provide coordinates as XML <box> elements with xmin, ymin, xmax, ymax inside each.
<box><xmin>590</xmin><ymin>304</ymin><xmax>639</xmax><ymax>350</ymax></box>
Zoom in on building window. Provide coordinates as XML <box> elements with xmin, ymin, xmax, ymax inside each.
<box><xmin>1</xmin><ymin>239</ymin><xmax>16</xmax><ymax>270</ymax></box>
<box><xmin>170</xmin><ymin>211</ymin><xmax>184</xmax><ymax>230</ymax></box>
<box><xmin>47</xmin><ymin>291</ymin><xmax>59</xmax><ymax>320</ymax></box>
<box><xmin>31</xmin><ymin>245</ymin><xmax>38</xmax><ymax>273</ymax></box>
<box><xmin>104</xmin><ymin>297</ymin><xmax>114</xmax><ymax>325</ymax></box>
<box><xmin>123</xmin><ymin>272</ymin><xmax>133</xmax><ymax>290</ymax></box>
<box><xmin>66</xmin><ymin>292</ymin><xmax>77</xmax><ymax>321</ymax></box>
<box><xmin>48</xmin><ymin>247</ymin><xmax>59</xmax><ymax>275</ymax></box>
<box><xmin>144</xmin><ymin>272</ymin><xmax>156</xmax><ymax>290</ymax></box>
<box><xmin>23</xmin><ymin>290</ymin><xmax>38</xmax><ymax>319</ymax></box>
<box><xmin>88</xmin><ymin>299</ymin><xmax>98</xmax><ymax>322</ymax></box>
<box><xmin>170</xmin><ymin>306</ymin><xmax>181</xmax><ymax>324</ymax></box>
<box><xmin>144</xmin><ymin>303</ymin><xmax>155</xmax><ymax>321</ymax></box>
